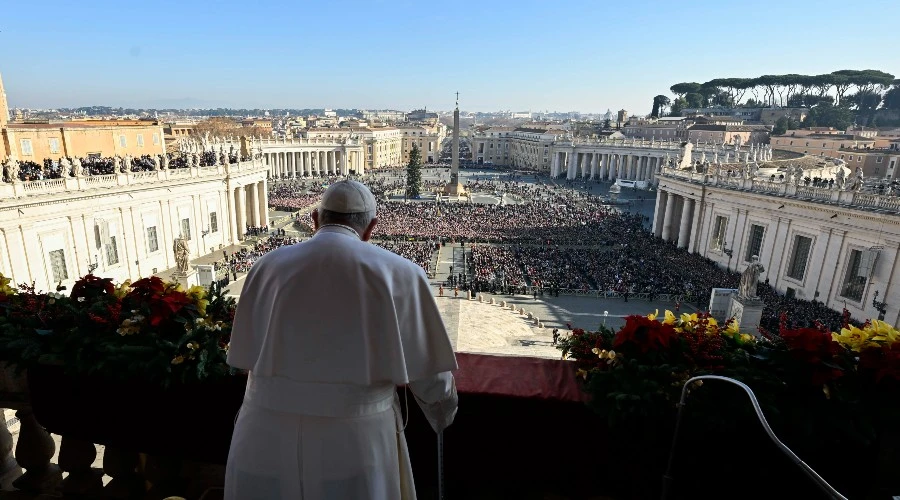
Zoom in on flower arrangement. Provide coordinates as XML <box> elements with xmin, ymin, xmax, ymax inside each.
<box><xmin>0</xmin><ymin>273</ymin><xmax>236</xmax><ymax>387</ymax></box>
<box><xmin>558</xmin><ymin>309</ymin><xmax>900</xmax><ymax>445</ymax></box>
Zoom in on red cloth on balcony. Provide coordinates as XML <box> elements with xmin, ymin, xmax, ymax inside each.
<box><xmin>453</xmin><ymin>352</ymin><xmax>587</xmax><ymax>402</ymax></box>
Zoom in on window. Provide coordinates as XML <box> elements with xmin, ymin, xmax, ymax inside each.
<box><xmin>823</xmin><ymin>143</ymin><xmax>827</xmax><ymax>148</ymax></box>
<box><xmin>136</xmin><ymin>134</ymin><xmax>144</xmax><ymax>147</ymax></box>
<box><xmin>49</xmin><ymin>249</ymin><xmax>68</xmax><ymax>282</ymax></box>
<box><xmin>146</xmin><ymin>226</ymin><xmax>159</xmax><ymax>253</ymax></box>
<box><xmin>49</xmin><ymin>138</ymin><xmax>60</xmax><ymax>154</ymax></box>
<box><xmin>105</xmin><ymin>236</ymin><xmax>119</xmax><ymax>265</ymax></box>
<box><xmin>20</xmin><ymin>139</ymin><xmax>33</xmax><ymax>156</ymax></box>
<box><xmin>840</xmin><ymin>249</ymin><xmax>873</xmax><ymax>302</ymax></box>
<box><xmin>210</xmin><ymin>212</ymin><xmax>219</xmax><ymax>233</ymax></box>
<box><xmin>181</xmin><ymin>218</ymin><xmax>191</xmax><ymax>240</ymax></box>
<box><xmin>152</xmin><ymin>133</ymin><xmax>160</xmax><ymax>145</ymax></box>
<box><xmin>858</xmin><ymin>157</ymin><xmax>862</xmax><ymax>162</ymax></box>
<box><xmin>710</xmin><ymin>216</ymin><xmax>727</xmax><ymax>251</ymax></box>
<box><xmin>744</xmin><ymin>224</ymin><xmax>765</xmax><ymax>262</ymax></box>
<box><xmin>849</xmin><ymin>155</ymin><xmax>854</xmax><ymax>161</ymax></box>
<box><xmin>876</xmin><ymin>157</ymin><xmax>883</xmax><ymax>163</ymax></box>
<box><xmin>119</xmin><ymin>135</ymin><xmax>127</xmax><ymax>148</ymax></box>
<box><xmin>786</xmin><ymin>235</ymin><xmax>812</xmax><ymax>281</ymax></box>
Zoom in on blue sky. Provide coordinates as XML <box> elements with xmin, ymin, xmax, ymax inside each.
<box><xmin>1</xmin><ymin>0</ymin><xmax>898</xmax><ymax>113</ymax></box>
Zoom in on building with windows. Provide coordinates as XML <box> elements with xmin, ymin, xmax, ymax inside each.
<box><xmin>469</xmin><ymin>126</ymin><xmax>565</xmax><ymax>169</ymax></box>
<box><xmin>0</xmin><ymin>160</ymin><xmax>268</xmax><ymax>293</ymax></box>
<box><xmin>398</xmin><ymin>122</ymin><xmax>447</xmax><ymax>164</ymax></box>
<box><xmin>653</xmin><ymin>166</ymin><xmax>900</xmax><ymax>326</ymax></box>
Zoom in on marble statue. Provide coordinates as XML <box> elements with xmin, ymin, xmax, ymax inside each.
<box><xmin>835</xmin><ymin>166</ymin><xmax>846</xmax><ymax>190</ymax></box>
<box><xmin>714</xmin><ymin>152</ymin><xmax>719</xmax><ymax>164</ymax></box>
<box><xmin>72</xmin><ymin>157</ymin><xmax>83</xmax><ymax>177</ymax></box>
<box><xmin>59</xmin><ymin>157</ymin><xmax>72</xmax><ymax>174</ymax></box>
<box><xmin>700</xmin><ymin>152</ymin><xmax>706</xmax><ymax>164</ymax></box>
<box><xmin>725</xmin><ymin>152</ymin><xmax>731</xmax><ymax>163</ymax></box>
<box><xmin>152</xmin><ymin>155</ymin><xmax>161</xmax><ymax>171</ymax></box>
<box><xmin>678</xmin><ymin>141</ymin><xmax>694</xmax><ymax>170</ymax></box>
<box><xmin>854</xmin><ymin>166</ymin><xmax>864</xmax><ymax>191</ymax></box>
<box><xmin>191</xmin><ymin>153</ymin><xmax>199</xmax><ymax>168</ymax></box>
<box><xmin>173</xmin><ymin>237</ymin><xmax>190</xmax><ymax>275</ymax></box>
<box><xmin>123</xmin><ymin>154</ymin><xmax>132</xmax><ymax>172</ymax></box>
<box><xmin>793</xmin><ymin>165</ymin><xmax>803</xmax><ymax>186</ymax></box>
<box><xmin>3</xmin><ymin>158</ymin><xmax>18</xmax><ymax>183</ymax></box>
<box><xmin>114</xmin><ymin>155</ymin><xmax>122</xmax><ymax>172</ymax></box>
<box><xmin>162</xmin><ymin>154</ymin><xmax>170</xmax><ymax>170</ymax></box>
<box><xmin>738</xmin><ymin>256</ymin><xmax>766</xmax><ymax>301</ymax></box>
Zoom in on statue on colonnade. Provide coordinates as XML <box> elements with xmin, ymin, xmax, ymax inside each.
<box><xmin>72</xmin><ymin>157</ymin><xmax>83</xmax><ymax>177</ymax></box>
<box><xmin>738</xmin><ymin>256</ymin><xmax>765</xmax><ymax>301</ymax></box>
<box><xmin>173</xmin><ymin>237</ymin><xmax>190</xmax><ymax>275</ymax></box>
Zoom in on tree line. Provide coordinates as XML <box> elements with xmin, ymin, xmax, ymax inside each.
<box><xmin>649</xmin><ymin>70</ymin><xmax>899</xmax><ymax>126</ymax></box>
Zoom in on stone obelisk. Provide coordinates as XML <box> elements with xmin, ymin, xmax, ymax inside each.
<box><xmin>444</xmin><ymin>93</ymin><xmax>466</xmax><ymax>196</ymax></box>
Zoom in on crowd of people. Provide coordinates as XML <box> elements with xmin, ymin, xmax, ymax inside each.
<box><xmin>219</xmin><ymin>234</ymin><xmax>300</xmax><ymax>280</ymax></box>
<box><xmin>248</xmin><ymin>171</ymin><xmax>853</xmax><ymax>334</ymax></box>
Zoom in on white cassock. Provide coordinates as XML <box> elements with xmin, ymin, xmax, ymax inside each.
<box><xmin>225</xmin><ymin>225</ymin><xmax>458</xmax><ymax>500</ymax></box>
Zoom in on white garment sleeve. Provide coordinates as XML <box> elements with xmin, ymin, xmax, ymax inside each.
<box><xmin>409</xmin><ymin>371</ymin><xmax>458</xmax><ymax>433</ymax></box>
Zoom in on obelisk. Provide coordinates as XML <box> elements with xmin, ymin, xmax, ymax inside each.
<box><xmin>444</xmin><ymin>93</ymin><xmax>466</xmax><ymax>196</ymax></box>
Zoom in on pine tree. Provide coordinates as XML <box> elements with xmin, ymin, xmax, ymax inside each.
<box><xmin>406</xmin><ymin>144</ymin><xmax>422</xmax><ymax>199</ymax></box>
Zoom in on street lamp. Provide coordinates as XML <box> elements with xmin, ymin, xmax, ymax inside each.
<box><xmin>872</xmin><ymin>290</ymin><xmax>888</xmax><ymax>321</ymax></box>
<box><xmin>603</xmin><ymin>310</ymin><xmax>608</xmax><ymax>327</ymax></box>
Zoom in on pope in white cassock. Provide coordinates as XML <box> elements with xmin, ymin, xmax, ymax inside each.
<box><xmin>225</xmin><ymin>180</ymin><xmax>459</xmax><ymax>500</ymax></box>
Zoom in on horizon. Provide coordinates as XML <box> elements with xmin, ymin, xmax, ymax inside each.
<box><xmin>1</xmin><ymin>0</ymin><xmax>899</xmax><ymax>114</ymax></box>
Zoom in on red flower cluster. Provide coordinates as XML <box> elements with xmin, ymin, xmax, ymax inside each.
<box><xmin>859</xmin><ymin>342</ymin><xmax>900</xmax><ymax>384</ymax></box>
<box><xmin>780</xmin><ymin>327</ymin><xmax>844</xmax><ymax>385</ymax></box>
<box><xmin>70</xmin><ymin>274</ymin><xmax>115</xmax><ymax>301</ymax></box>
<box><xmin>123</xmin><ymin>277</ymin><xmax>192</xmax><ymax>328</ymax></box>
<box><xmin>613</xmin><ymin>315</ymin><xmax>678</xmax><ymax>353</ymax></box>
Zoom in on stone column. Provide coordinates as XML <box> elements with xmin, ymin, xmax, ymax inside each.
<box><xmin>661</xmin><ymin>193</ymin><xmax>677</xmax><ymax>241</ymax></box>
<box><xmin>258</xmin><ymin>180</ymin><xmax>269</xmax><ymax>227</ymax></box>
<box><xmin>677</xmin><ymin>198</ymin><xmax>694</xmax><ymax>248</ymax></box>
<box><xmin>247</xmin><ymin>184</ymin><xmax>259</xmax><ymax>227</ymax></box>
<box><xmin>590</xmin><ymin>153</ymin><xmax>598</xmax><ymax>179</ymax></box>
<box><xmin>567</xmin><ymin>151</ymin><xmax>577</xmax><ymax>180</ymax></box>
<box><xmin>227</xmin><ymin>184</ymin><xmax>238</xmax><ymax>244</ymax></box>
<box><xmin>653</xmin><ymin>189</ymin><xmax>666</xmax><ymax>237</ymax></box>
<box><xmin>236</xmin><ymin>187</ymin><xmax>247</xmax><ymax>240</ymax></box>
<box><xmin>551</xmin><ymin>152</ymin><xmax>559</xmax><ymax>177</ymax></box>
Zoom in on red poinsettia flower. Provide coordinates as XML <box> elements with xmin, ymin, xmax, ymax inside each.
<box><xmin>613</xmin><ymin>315</ymin><xmax>678</xmax><ymax>353</ymax></box>
<box><xmin>859</xmin><ymin>342</ymin><xmax>900</xmax><ymax>383</ymax></box>
<box><xmin>70</xmin><ymin>274</ymin><xmax>115</xmax><ymax>301</ymax></box>
<box><xmin>780</xmin><ymin>327</ymin><xmax>844</xmax><ymax>385</ymax></box>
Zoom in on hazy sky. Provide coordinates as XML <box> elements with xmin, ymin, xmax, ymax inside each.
<box><xmin>2</xmin><ymin>0</ymin><xmax>898</xmax><ymax>113</ymax></box>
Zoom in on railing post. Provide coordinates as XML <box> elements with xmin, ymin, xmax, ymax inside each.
<box><xmin>11</xmin><ymin>408</ymin><xmax>61</xmax><ymax>493</ymax></box>
<box><xmin>58</xmin><ymin>436</ymin><xmax>103</xmax><ymax>495</ymax></box>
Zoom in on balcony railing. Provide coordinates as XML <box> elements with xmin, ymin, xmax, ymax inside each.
<box><xmin>0</xmin><ymin>353</ymin><xmax>872</xmax><ymax>499</ymax></box>
<box><xmin>661</xmin><ymin>167</ymin><xmax>900</xmax><ymax>214</ymax></box>
<box><xmin>0</xmin><ymin>160</ymin><xmax>267</xmax><ymax>200</ymax></box>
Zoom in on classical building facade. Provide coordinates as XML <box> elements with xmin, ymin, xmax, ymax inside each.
<box><xmin>398</xmin><ymin>122</ymin><xmax>447</xmax><ymax>164</ymax></box>
<box><xmin>0</xmin><ymin>159</ymin><xmax>268</xmax><ymax>292</ymax></box>
<box><xmin>652</xmin><ymin>166</ymin><xmax>900</xmax><ymax>326</ymax></box>
<box><xmin>257</xmin><ymin>136</ymin><xmax>366</xmax><ymax>177</ymax></box>
<box><xmin>2</xmin><ymin>120</ymin><xmax>166</xmax><ymax>164</ymax></box>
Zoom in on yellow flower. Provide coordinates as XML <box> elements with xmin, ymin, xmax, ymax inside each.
<box><xmin>722</xmin><ymin>319</ymin><xmax>741</xmax><ymax>338</ymax></box>
<box><xmin>869</xmin><ymin>320</ymin><xmax>900</xmax><ymax>344</ymax></box>
<box><xmin>186</xmin><ymin>285</ymin><xmax>207</xmax><ymax>301</ymax></box>
<box><xmin>706</xmin><ymin>317</ymin><xmax>718</xmax><ymax>328</ymax></box>
<box><xmin>113</xmin><ymin>280</ymin><xmax>132</xmax><ymax>299</ymax></box>
<box><xmin>680</xmin><ymin>312</ymin><xmax>699</xmax><ymax>325</ymax></box>
<box><xmin>576</xmin><ymin>368</ymin><xmax>588</xmax><ymax>380</ymax></box>
<box><xmin>647</xmin><ymin>309</ymin><xmax>659</xmax><ymax>321</ymax></box>
<box><xmin>662</xmin><ymin>310</ymin><xmax>676</xmax><ymax>325</ymax></box>
<box><xmin>171</xmin><ymin>355</ymin><xmax>185</xmax><ymax>365</ymax></box>
<box><xmin>831</xmin><ymin>325</ymin><xmax>873</xmax><ymax>352</ymax></box>
<box><xmin>0</xmin><ymin>274</ymin><xmax>16</xmax><ymax>296</ymax></box>
<box><xmin>739</xmin><ymin>334</ymin><xmax>754</xmax><ymax>343</ymax></box>
<box><xmin>607</xmin><ymin>350</ymin><xmax>616</xmax><ymax>360</ymax></box>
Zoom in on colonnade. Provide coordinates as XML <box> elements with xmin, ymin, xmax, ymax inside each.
<box><xmin>652</xmin><ymin>188</ymin><xmax>700</xmax><ymax>250</ymax></box>
<box><xmin>227</xmin><ymin>179</ymin><xmax>269</xmax><ymax>241</ymax></box>
<box><xmin>264</xmin><ymin>149</ymin><xmax>364</xmax><ymax>178</ymax></box>
<box><xmin>550</xmin><ymin>150</ymin><xmax>664</xmax><ymax>182</ymax></box>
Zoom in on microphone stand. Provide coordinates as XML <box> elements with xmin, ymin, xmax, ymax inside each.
<box><xmin>660</xmin><ymin>375</ymin><xmax>847</xmax><ymax>500</ymax></box>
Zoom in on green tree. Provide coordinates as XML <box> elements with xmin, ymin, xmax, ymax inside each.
<box><xmin>651</xmin><ymin>95</ymin><xmax>670</xmax><ymax>118</ymax></box>
<box><xmin>669</xmin><ymin>82</ymin><xmax>702</xmax><ymax>99</ymax></box>
<box><xmin>405</xmin><ymin>144</ymin><xmax>422</xmax><ymax>199</ymax></box>
<box><xmin>669</xmin><ymin>97</ymin><xmax>686</xmax><ymax>117</ymax></box>
<box><xmin>880</xmin><ymin>80</ymin><xmax>900</xmax><ymax>110</ymax></box>
<box><xmin>805</xmin><ymin>103</ymin><xmax>855</xmax><ymax>130</ymax></box>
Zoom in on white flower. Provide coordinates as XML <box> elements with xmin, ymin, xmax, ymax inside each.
<box><xmin>77</xmin><ymin>297</ymin><xmax>86</xmax><ymax>302</ymax></box>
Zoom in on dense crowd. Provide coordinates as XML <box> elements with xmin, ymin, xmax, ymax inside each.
<box><xmin>219</xmin><ymin>235</ymin><xmax>300</xmax><ymax>279</ymax></box>
<box><xmin>374</xmin><ymin>241</ymin><xmax>437</xmax><ymax>273</ymax></box>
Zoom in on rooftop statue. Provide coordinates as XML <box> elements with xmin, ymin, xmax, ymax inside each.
<box><xmin>738</xmin><ymin>256</ymin><xmax>765</xmax><ymax>301</ymax></box>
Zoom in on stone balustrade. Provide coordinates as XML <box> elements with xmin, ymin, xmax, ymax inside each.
<box><xmin>0</xmin><ymin>160</ymin><xmax>266</xmax><ymax>200</ymax></box>
<box><xmin>660</xmin><ymin>167</ymin><xmax>900</xmax><ymax>213</ymax></box>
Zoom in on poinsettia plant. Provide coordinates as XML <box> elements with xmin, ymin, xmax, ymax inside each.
<box><xmin>558</xmin><ymin>308</ymin><xmax>900</xmax><ymax>448</ymax></box>
<box><xmin>0</xmin><ymin>273</ymin><xmax>236</xmax><ymax>387</ymax></box>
